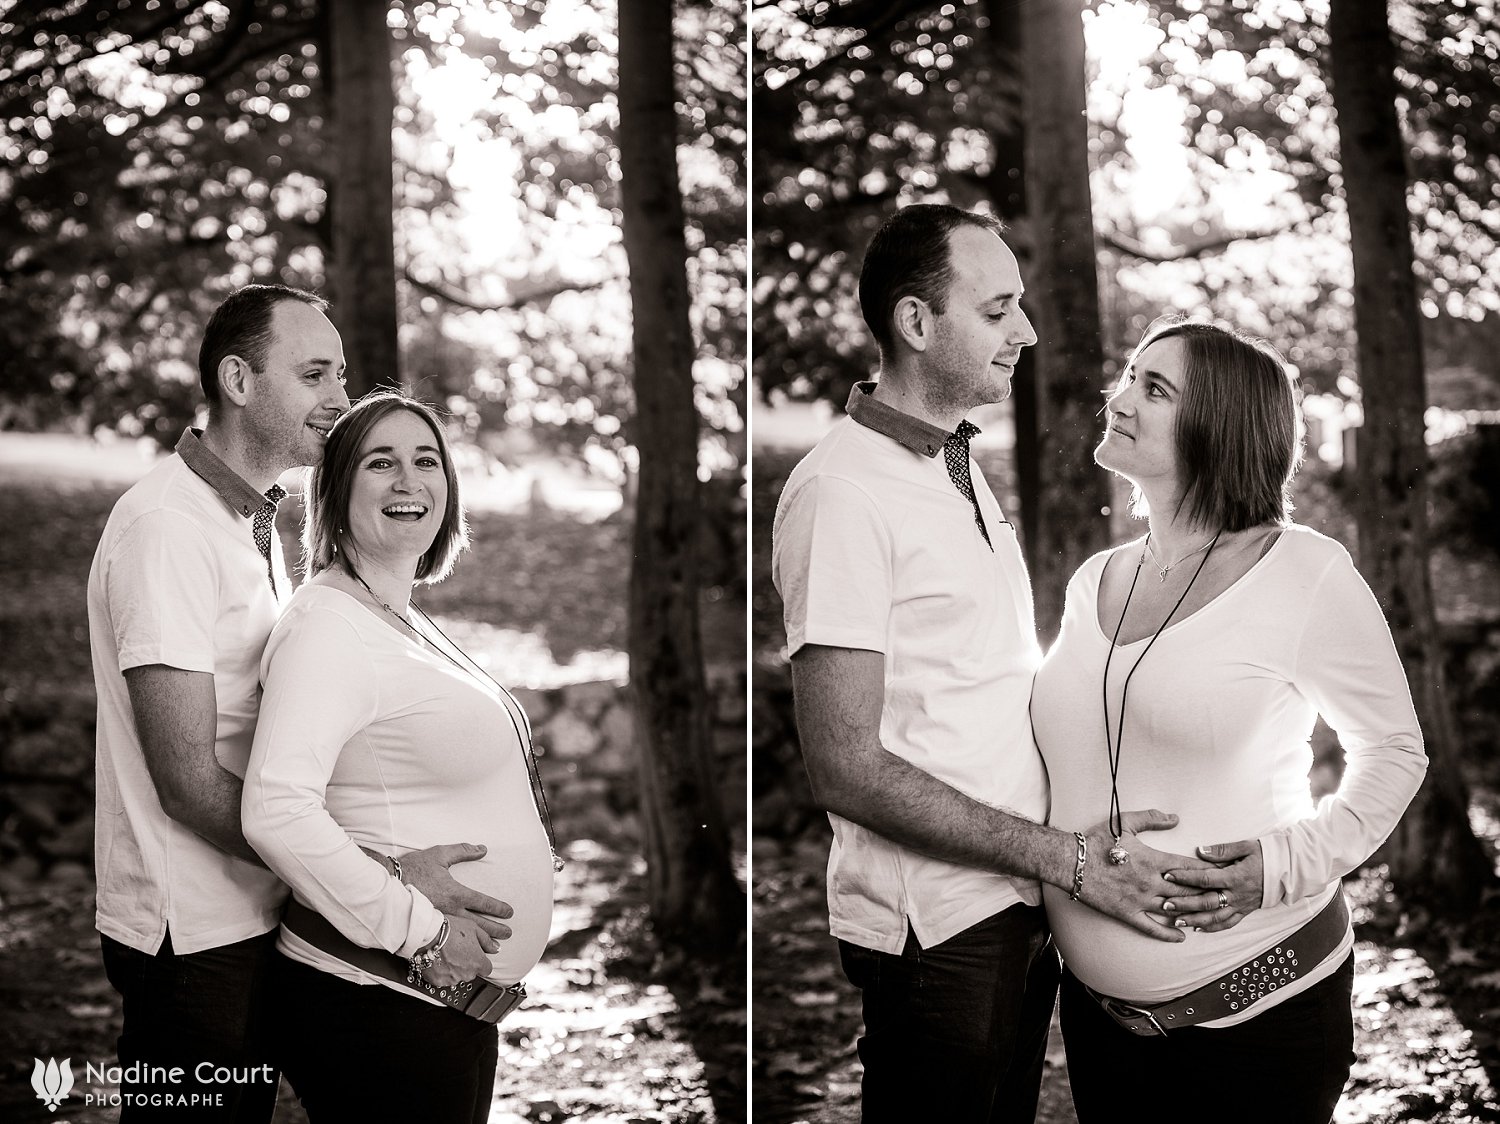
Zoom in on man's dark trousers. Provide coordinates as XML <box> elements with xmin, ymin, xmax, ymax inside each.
<box><xmin>839</xmin><ymin>903</ymin><xmax>1060</xmax><ymax>1123</ymax></box>
<box><xmin>101</xmin><ymin>928</ymin><xmax>279</xmax><ymax>1122</ymax></box>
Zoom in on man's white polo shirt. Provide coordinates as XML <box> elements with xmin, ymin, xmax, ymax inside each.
<box><xmin>88</xmin><ymin>429</ymin><xmax>289</xmax><ymax>956</ymax></box>
<box><xmin>772</xmin><ymin>383</ymin><xmax>1048</xmax><ymax>955</ymax></box>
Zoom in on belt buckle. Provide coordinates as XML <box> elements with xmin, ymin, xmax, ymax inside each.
<box><xmin>1102</xmin><ymin>997</ymin><xmax>1168</xmax><ymax>1037</ymax></box>
<box><xmin>474</xmin><ymin>981</ymin><xmax>527</xmax><ymax>1024</ymax></box>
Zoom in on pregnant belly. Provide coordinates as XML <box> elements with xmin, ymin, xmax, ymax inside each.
<box><xmin>451</xmin><ymin>837</ymin><xmax>555</xmax><ymax>985</ymax></box>
<box><xmin>1043</xmin><ymin>884</ymin><xmax>1333</xmax><ymax>1005</ymax></box>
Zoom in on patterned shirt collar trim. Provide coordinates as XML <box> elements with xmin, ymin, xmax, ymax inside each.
<box><xmin>175</xmin><ymin>428</ymin><xmax>277</xmax><ymax>519</ymax></box>
<box><xmin>845</xmin><ymin>381</ymin><xmax>980</xmax><ymax>459</ymax></box>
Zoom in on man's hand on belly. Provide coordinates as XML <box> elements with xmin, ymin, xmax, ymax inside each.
<box><xmin>1077</xmin><ymin>810</ymin><xmax>1233</xmax><ymax>943</ymax></box>
<box><xmin>393</xmin><ymin>843</ymin><xmax>515</xmax><ymax>941</ymax></box>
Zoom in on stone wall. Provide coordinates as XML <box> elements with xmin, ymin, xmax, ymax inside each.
<box><xmin>0</xmin><ymin>668</ymin><xmax>747</xmax><ymax>895</ymax></box>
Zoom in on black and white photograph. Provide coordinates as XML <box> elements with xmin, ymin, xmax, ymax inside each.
<box><xmin>751</xmin><ymin>1</ymin><xmax>1500</xmax><ymax>1122</ymax></box>
<box><xmin>0</xmin><ymin>1</ymin><xmax>746</xmax><ymax>1121</ymax></box>
<box><xmin>7</xmin><ymin>0</ymin><xmax>1500</xmax><ymax>1121</ymax></box>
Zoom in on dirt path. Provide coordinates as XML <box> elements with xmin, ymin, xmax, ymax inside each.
<box><xmin>753</xmin><ymin>836</ymin><xmax>1500</xmax><ymax>1124</ymax></box>
<box><xmin>0</xmin><ymin>844</ymin><xmax>744</xmax><ymax>1122</ymax></box>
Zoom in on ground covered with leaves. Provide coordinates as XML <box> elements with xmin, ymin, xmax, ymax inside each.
<box><xmin>750</xmin><ymin>444</ymin><xmax>1500</xmax><ymax>1124</ymax></box>
<box><xmin>0</xmin><ymin>444</ymin><xmax>746</xmax><ymax>1123</ymax></box>
<box><xmin>752</xmin><ymin>833</ymin><xmax>1500</xmax><ymax>1124</ymax></box>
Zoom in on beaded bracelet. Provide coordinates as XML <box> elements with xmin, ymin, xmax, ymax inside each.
<box><xmin>1068</xmin><ymin>831</ymin><xmax>1087</xmax><ymax>901</ymax></box>
<box><xmin>407</xmin><ymin>918</ymin><xmax>449</xmax><ymax>984</ymax></box>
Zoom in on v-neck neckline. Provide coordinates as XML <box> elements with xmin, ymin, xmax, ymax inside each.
<box><xmin>1092</xmin><ymin>528</ymin><xmax>1289</xmax><ymax>647</ymax></box>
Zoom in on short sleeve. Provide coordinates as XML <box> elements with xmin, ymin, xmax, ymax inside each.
<box><xmin>106</xmin><ymin>510</ymin><xmax>221</xmax><ymax>674</ymax></box>
<box><xmin>772</xmin><ymin>474</ymin><xmax>895</xmax><ymax>657</ymax></box>
<box><xmin>1258</xmin><ymin>545</ymin><xmax>1428</xmax><ymax>907</ymax></box>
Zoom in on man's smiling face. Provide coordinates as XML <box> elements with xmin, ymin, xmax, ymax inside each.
<box><xmin>244</xmin><ymin>300</ymin><xmax>350</xmax><ymax>470</ymax></box>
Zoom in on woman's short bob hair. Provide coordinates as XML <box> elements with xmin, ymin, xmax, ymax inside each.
<box><xmin>303</xmin><ymin>390</ymin><xmax>469</xmax><ymax>584</ymax></box>
<box><xmin>1119</xmin><ymin>318</ymin><xmax>1304</xmax><ymax>532</ymax></box>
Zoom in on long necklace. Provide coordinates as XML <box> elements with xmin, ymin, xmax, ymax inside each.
<box><xmin>1101</xmin><ymin>530</ymin><xmax>1220</xmax><ymax>865</ymax></box>
<box><xmin>343</xmin><ymin>564</ymin><xmax>564</xmax><ymax>873</ymax></box>
<box><xmin>1144</xmin><ymin>534</ymin><xmax>1216</xmax><ymax>583</ymax></box>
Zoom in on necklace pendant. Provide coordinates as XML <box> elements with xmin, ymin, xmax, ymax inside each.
<box><xmin>1157</xmin><ymin>567</ymin><xmax>1169</xmax><ymax>583</ymax></box>
<box><xmin>552</xmin><ymin>852</ymin><xmax>566</xmax><ymax>873</ymax></box>
<box><xmin>1107</xmin><ymin>838</ymin><xmax>1130</xmax><ymax>866</ymax></box>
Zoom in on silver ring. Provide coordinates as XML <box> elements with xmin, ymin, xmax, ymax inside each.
<box><xmin>1217</xmin><ymin>891</ymin><xmax>1229</xmax><ymax>910</ymax></box>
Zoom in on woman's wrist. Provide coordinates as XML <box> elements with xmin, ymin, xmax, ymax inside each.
<box><xmin>407</xmin><ymin>917</ymin><xmax>449</xmax><ymax>984</ymax></box>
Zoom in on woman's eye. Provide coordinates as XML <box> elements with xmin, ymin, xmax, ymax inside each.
<box><xmin>417</xmin><ymin>457</ymin><xmax>439</xmax><ymax>468</ymax></box>
<box><xmin>366</xmin><ymin>458</ymin><xmax>391</xmax><ymax>470</ymax></box>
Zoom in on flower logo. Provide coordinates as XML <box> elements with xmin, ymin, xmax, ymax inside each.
<box><xmin>32</xmin><ymin>1057</ymin><xmax>74</xmax><ymax>1111</ymax></box>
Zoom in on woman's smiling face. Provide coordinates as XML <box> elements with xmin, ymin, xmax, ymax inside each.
<box><xmin>1095</xmin><ymin>334</ymin><xmax>1188</xmax><ymax>491</ymax></box>
<box><xmin>344</xmin><ymin>408</ymin><xmax>449</xmax><ymax>566</ymax></box>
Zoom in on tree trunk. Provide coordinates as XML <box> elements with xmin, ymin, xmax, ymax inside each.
<box><xmin>983</xmin><ymin>0</ymin><xmax>1039</xmax><ymax>574</ymax></box>
<box><xmin>328</xmin><ymin>0</ymin><xmax>399</xmax><ymax>397</ymax></box>
<box><xmin>1019</xmin><ymin>0</ymin><xmax>1111</xmax><ymax>642</ymax></box>
<box><xmin>616</xmin><ymin>0</ymin><xmax>742</xmax><ymax>951</ymax></box>
<box><xmin>1327</xmin><ymin>0</ymin><xmax>1491</xmax><ymax>906</ymax></box>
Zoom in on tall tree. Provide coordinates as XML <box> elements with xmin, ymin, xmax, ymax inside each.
<box><xmin>328</xmin><ymin>0</ymin><xmax>399</xmax><ymax>397</ymax></box>
<box><xmin>981</xmin><ymin>0</ymin><xmax>1040</xmax><ymax>575</ymax></box>
<box><xmin>617</xmin><ymin>0</ymin><xmax>742</xmax><ymax>950</ymax></box>
<box><xmin>1326</xmin><ymin>0</ymin><xmax>1492</xmax><ymax>906</ymax></box>
<box><xmin>1019</xmin><ymin>0</ymin><xmax>1110</xmax><ymax>638</ymax></box>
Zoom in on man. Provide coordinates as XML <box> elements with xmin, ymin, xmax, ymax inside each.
<box><xmin>88</xmin><ymin>285</ymin><xmax>514</xmax><ymax>1121</ymax></box>
<box><xmin>772</xmin><ymin>205</ymin><xmax>1214</xmax><ymax>1121</ymax></box>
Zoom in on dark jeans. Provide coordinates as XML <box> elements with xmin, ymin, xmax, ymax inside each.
<box><xmin>270</xmin><ymin>951</ymin><xmax>498</xmax><ymax>1124</ymax></box>
<box><xmin>1060</xmin><ymin>952</ymin><xmax>1356</xmax><ymax>1124</ymax></box>
<box><xmin>838</xmin><ymin>903</ymin><xmax>1060</xmax><ymax>1124</ymax></box>
<box><xmin>100</xmin><ymin>929</ymin><xmax>279</xmax><ymax>1123</ymax></box>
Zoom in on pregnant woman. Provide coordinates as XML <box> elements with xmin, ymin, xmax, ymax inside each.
<box><xmin>1032</xmin><ymin>320</ymin><xmax>1428</xmax><ymax>1123</ymax></box>
<box><xmin>244</xmin><ymin>391</ymin><xmax>558</xmax><ymax>1123</ymax></box>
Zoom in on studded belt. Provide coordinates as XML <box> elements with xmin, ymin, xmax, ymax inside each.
<box><xmin>282</xmin><ymin>899</ymin><xmax>527</xmax><ymax>1025</ymax></box>
<box><xmin>1083</xmin><ymin>890</ymin><xmax>1349</xmax><ymax>1037</ymax></box>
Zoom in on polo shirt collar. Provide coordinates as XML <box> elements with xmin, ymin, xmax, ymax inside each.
<box><xmin>845</xmin><ymin>381</ymin><xmax>979</xmax><ymax>459</ymax></box>
<box><xmin>175</xmin><ymin>428</ymin><xmax>275</xmax><ymax>519</ymax></box>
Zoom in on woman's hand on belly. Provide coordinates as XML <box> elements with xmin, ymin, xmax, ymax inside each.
<box><xmin>421</xmin><ymin>914</ymin><xmax>499</xmax><ymax>988</ymax></box>
<box><xmin>1159</xmin><ymin>837</ymin><xmax>1265</xmax><ymax>933</ymax></box>
<box><xmin>1076</xmin><ymin>810</ymin><xmax>1235</xmax><ymax>942</ymax></box>
<box><xmin>397</xmin><ymin>842</ymin><xmax>516</xmax><ymax>942</ymax></box>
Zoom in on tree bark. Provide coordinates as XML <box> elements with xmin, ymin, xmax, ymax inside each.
<box><xmin>1019</xmin><ymin>0</ymin><xmax>1111</xmax><ymax>642</ymax></box>
<box><xmin>1327</xmin><ymin>0</ymin><xmax>1491</xmax><ymax>906</ymax></box>
<box><xmin>327</xmin><ymin>0</ymin><xmax>399</xmax><ymax>397</ymax></box>
<box><xmin>617</xmin><ymin>0</ymin><xmax>742</xmax><ymax>950</ymax></box>
<box><xmin>983</xmin><ymin>0</ymin><xmax>1039</xmax><ymax>577</ymax></box>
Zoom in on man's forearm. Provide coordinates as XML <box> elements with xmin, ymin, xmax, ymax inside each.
<box><xmin>163</xmin><ymin>769</ymin><xmax>267</xmax><ymax>868</ymax></box>
<box><xmin>811</xmin><ymin>744</ymin><xmax>1072</xmax><ymax>890</ymax></box>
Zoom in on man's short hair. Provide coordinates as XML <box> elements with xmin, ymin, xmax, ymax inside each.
<box><xmin>198</xmin><ymin>284</ymin><xmax>328</xmax><ymax>409</ymax></box>
<box><xmin>303</xmin><ymin>391</ymin><xmax>470</xmax><ymax>585</ymax></box>
<box><xmin>1122</xmin><ymin>319</ymin><xmax>1304</xmax><ymax>531</ymax></box>
<box><xmin>858</xmin><ymin>204</ymin><xmax>1006</xmax><ymax>358</ymax></box>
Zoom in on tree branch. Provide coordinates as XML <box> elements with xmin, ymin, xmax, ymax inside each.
<box><xmin>402</xmin><ymin>269</ymin><xmax>618</xmax><ymax>312</ymax></box>
<box><xmin>1098</xmin><ymin>227</ymin><xmax>1291</xmax><ymax>262</ymax></box>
